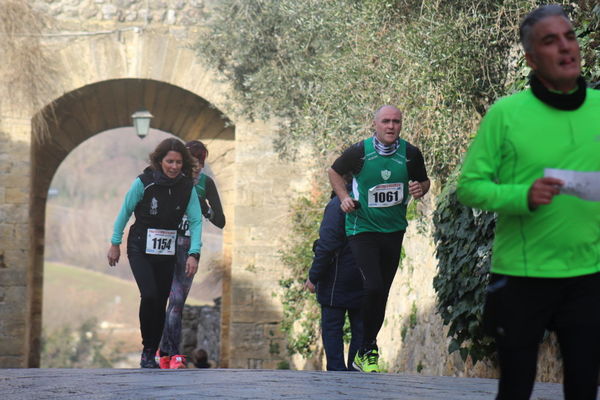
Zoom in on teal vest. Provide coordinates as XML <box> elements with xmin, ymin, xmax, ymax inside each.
<box><xmin>345</xmin><ymin>137</ymin><xmax>409</xmax><ymax>236</ymax></box>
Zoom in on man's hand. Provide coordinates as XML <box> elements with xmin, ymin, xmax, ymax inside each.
<box><xmin>528</xmin><ymin>177</ymin><xmax>564</xmax><ymax>209</ymax></box>
<box><xmin>304</xmin><ymin>278</ymin><xmax>316</xmax><ymax>293</ymax></box>
<box><xmin>185</xmin><ymin>255</ymin><xmax>199</xmax><ymax>278</ymax></box>
<box><xmin>107</xmin><ymin>244</ymin><xmax>120</xmax><ymax>267</ymax></box>
<box><xmin>339</xmin><ymin>197</ymin><xmax>357</xmax><ymax>213</ymax></box>
<box><xmin>408</xmin><ymin>181</ymin><xmax>424</xmax><ymax>199</ymax></box>
<box><xmin>328</xmin><ymin>167</ymin><xmax>355</xmax><ymax>213</ymax></box>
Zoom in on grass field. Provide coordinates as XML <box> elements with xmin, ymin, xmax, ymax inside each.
<box><xmin>43</xmin><ymin>262</ymin><xmax>205</xmax><ymax>354</ymax></box>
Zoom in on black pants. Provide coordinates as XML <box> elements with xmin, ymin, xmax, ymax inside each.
<box><xmin>321</xmin><ymin>305</ymin><xmax>363</xmax><ymax>371</ymax></box>
<box><xmin>127</xmin><ymin>237</ymin><xmax>175</xmax><ymax>352</ymax></box>
<box><xmin>485</xmin><ymin>272</ymin><xmax>600</xmax><ymax>400</ymax></box>
<box><xmin>348</xmin><ymin>230</ymin><xmax>404</xmax><ymax>349</ymax></box>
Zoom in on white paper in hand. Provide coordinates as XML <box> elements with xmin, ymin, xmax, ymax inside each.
<box><xmin>544</xmin><ymin>168</ymin><xmax>600</xmax><ymax>201</ymax></box>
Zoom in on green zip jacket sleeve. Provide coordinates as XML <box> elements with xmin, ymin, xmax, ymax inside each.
<box><xmin>456</xmin><ymin>101</ymin><xmax>533</xmax><ymax>215</ymax></box>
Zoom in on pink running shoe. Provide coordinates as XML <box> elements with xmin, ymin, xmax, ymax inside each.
<box><xmin>169</xmin><ymin>355</ymin><xmax>187</xmax><ymax>369</ymax></box>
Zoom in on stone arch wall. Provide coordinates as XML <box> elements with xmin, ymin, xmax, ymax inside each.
<box><xmin>0</xmin><ymin>0</ymin><xmax>303</xmax><ymax>368</ymax></box>
<box><xmin>28</xmin><ymin>78</ymin><xmax>234</xmax><ymax>367</ymax></box>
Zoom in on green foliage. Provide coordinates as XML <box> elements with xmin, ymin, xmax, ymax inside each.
<box><xmin>405</xmin><ymin>199</ymin><xmax>418</xmax><ymax>221</ymax></box>
<box><xmin>278</xmin><ymin>188</ymin><xmax>329</xmax><ymax>357</ymax></box>
<box><xmin>575</xmin><ymin>3</ymin><xmax>600</xmax><ymax>87</ymax></box>
<box><xmin>196</xmin><ymin>0</ymin><xmax>600</xmax><ymax>365</ymax></box>
<box><xmin>432</xmin><ymin>173</ymin><xmax>496</xmax><ymax>364</ymax></box>
<box><xmin>378</xmin><ymin>359</ymin><xmax>389</xmax><ymax>373</ymax></box>
<box><xmin>342</xmin><ymin>314</ymin><xmax>352</xmax><ymax>345</ymax></box>
<box><xmin>408</xmin><ymin>302</ymin><xmax>418</xmax><ymax>329</ymax></box>
<box><xmin>269</xmin><ymin>341</ymin><xmax>281</xmax><ymax>355</ymax></box>
<box><xmin>400</xmin><ymin>301</ymin><xmax>419</xmax><ymax>341</ymax></box>
<box><xmin>195</xmin><ymin>0</ymin><xmax>541</xmax><ymax>178</ymax></box>
<box><xmin>416</xmin><ymin>361</ymin><xmax>425</xmax><ymax>373</ymax></box>
<box><xmin>41</xmin><ymin>318</ymin><xmax>125</xmax><ymax>368</ymax></box>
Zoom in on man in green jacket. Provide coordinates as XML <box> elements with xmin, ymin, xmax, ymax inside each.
<box><xmin>457</xmin><ymin>4</ymin><xmax>600</xmax><ymax>400</ymax></box>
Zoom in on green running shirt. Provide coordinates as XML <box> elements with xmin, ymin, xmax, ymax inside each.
<box><xmin>346</xmin><ymin>138</ymin><xmax>409</xmax><ymax>236</ymax></box>
<box><xmin>457</xmin><ymin>87</ymin><xmax>600</xmax><ymax>278</ymax></box>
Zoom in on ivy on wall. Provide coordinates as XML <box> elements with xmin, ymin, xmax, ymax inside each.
<box><xmin>278</xmin><ymin>191</ymin><xmax>327</xmax><ymax>357</ymax></box>
<box><xmin>194</xmin><ymin>0</ymin><xmax>600</xmax><ymax>365</ymax></box>
<box><xmin>432</xmin><ymin>174</ymin><xmax>496</xmax><ymax>363</ymax></box>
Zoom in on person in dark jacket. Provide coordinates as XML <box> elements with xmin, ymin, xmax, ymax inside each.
<box><xmin>305</xmin><ymin>187</ymin><xmax>364</xmax><ymax>371</ymax></box>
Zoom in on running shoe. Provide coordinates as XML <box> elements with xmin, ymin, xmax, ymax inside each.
<box><xmin>159</xmin><ymin>356</ymin><xmax>171</xmax><ymax>369</ymax></box>
<box><xmin>155</xmin><ymin>350</ymin><xmax>171</xmax><ymax>369</ymax></box>
<box><xmin>352</xmin><ymin>349</ymin><xmax>380</xmax><ymax>373</ymax></box>
<box><xmin>140</xmin><ymin>349</ymin><xmax>159</xmax><ymax>368</ymax></box>
<box><xmin>170</xmin><ymin>355</ymin><xmax>187</xmax><ymax>369</ymax></box>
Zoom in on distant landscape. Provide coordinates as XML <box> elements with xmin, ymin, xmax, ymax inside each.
<box><xmin>42</xmin><ymin>128</ymin><xmax>224</xmax><ymax>367</ymax></box>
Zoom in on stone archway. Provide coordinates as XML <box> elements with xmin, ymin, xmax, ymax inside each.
<box><xmin>27</xmin><ymin>78</ymin><xmax>235</xmax><ymax>367</ymax></box>
<box><xmin>1</xmin><ymin>3</ymin><xmax>302</xmax><ymax>369</ymax></box>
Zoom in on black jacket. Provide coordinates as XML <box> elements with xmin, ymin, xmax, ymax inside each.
<box><xmin>308</xmin><ymin>195</ymin><xmax>363</xmax><ymax>309</ymax></box>
<box><xmin>132</xmin><ymin>167</ymin><xmax>193</xmax><ymax>234</ymax></box>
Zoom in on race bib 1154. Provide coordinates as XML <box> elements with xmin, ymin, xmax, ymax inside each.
<box><xmin>146</xmin><ymin>228</ymin><xmax>177</xmax><ymax>255</ymax></box>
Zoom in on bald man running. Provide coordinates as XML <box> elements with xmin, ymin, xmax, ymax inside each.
<box><xmin>328</xmin><ymin>105</ymin><xmax>430</xmax><ymax>372</ymax></box>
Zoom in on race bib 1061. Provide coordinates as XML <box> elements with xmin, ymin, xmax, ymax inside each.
<box><xmin>368</xmin><ymin>183</ymin><xmax>404</xmax><ymax>208</ymax></box>
<box><xmin>146</xmin><ymin>228</ymin><xmax>177</xmax><ymax>255</ymax></box>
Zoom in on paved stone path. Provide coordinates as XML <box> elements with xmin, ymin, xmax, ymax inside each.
<box><xmin>0</xmin><ymin>368</ymin><xmax>570</xmax><ymax>399</ymax></box>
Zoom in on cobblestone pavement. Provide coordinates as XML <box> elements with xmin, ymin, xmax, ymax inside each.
<box><xmin>0</xmin><ymin>368</ymin><xmax>569</xmax><ymax>399</ymax></box>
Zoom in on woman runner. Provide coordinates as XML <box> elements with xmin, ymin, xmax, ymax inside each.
<box><xmin>107</xmin><ymin>138</ymin><xmax>202</xmax><ymax>368</ymax></box>
<box><xmin>157</xmin><ymin>140</ymin><xmax>226</xmax><ymax>369</ymax></box>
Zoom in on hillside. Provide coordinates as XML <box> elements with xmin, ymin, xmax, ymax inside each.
<box><xmin>43</xmin><ymin>261</ymin><xmax>209</xmax><ymax>357</ymax></box>
<box><xmin>41</xmin><ymin>128</ymin><xmax>226</xmax><ymax>367</ymax></box>
<box><xmin>44</xmin><ymin>128</ymin><xmax>224</xmax><ymax>302</ymax></box>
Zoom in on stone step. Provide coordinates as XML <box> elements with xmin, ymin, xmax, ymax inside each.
<box><xmin>0</xmin><ymin>368</ymin><xmax>566</xmax><ymax>399</ymax></box>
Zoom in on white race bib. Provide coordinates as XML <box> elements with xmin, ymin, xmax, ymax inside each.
<box><xmin>368</xmin><ymin>183</ymin><xmax>404</xmax><ymax>208</ymax></box>
<box><xmin>146</xmin><ymin>228</ymin><xmax>177</xmax><ymax>255</ymax></box>
<box><xmin>178</xmin><ymin>215</ymin><xmax>190</xmax><ymax>237</ymax></box>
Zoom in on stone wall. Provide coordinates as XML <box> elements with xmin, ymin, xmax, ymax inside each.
<box><xmin>0</xmin><ymin>119</ymin><xmax>31</xmax><ymax>368</ymax></box>
<box><xmin>0</xmin><ymin>0</ymin><xmax>300</xmax><ymax>369</ymax></box>
<box><xmin>32</xmin><ymin>0</ymin><xmax>207</xmax><ymax>27</ymax></box>
<box><xmin>181</xmin><ymin>299</ymin><xmax>221</xmax><ymax>367</ymax></box>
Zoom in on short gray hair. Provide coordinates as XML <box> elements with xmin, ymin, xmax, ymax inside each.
<box><xmin>519</xmin><ymin>4</ymin><xmax>570</xmax><ymax>53</ymax></box>
<box><xmin>373</xmin><ymin>105</ymin><xmax>401</xmax><ymax>120</ymax></box>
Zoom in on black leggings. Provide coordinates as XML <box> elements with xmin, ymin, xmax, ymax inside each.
<box><xmin>485</xmin><ymin>273</ymin><xmax>600</xmax><ymax>400</ymax></box>
<box><xmin>348</xmin><ymin>230</ymin><xmax>404</xmax><ymax>348</ymax></box>
<box><xmin>127</xmin><ymin>238</ymin><xmax>175</xmax><ymax>352</ymax></box>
